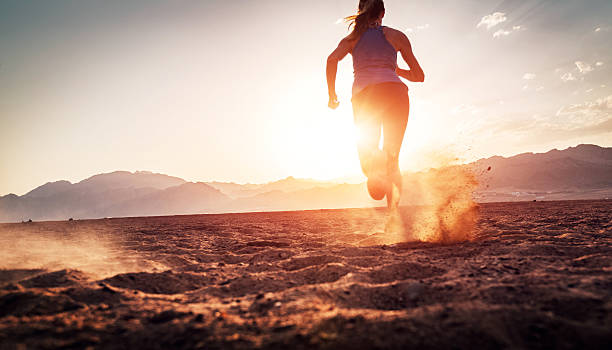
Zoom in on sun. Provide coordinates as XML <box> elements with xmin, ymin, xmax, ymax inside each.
<box><xmin>267</xmin><ymin>81</ymin><xmax>363</xmax><ymax>181</ymax></box>
<box><xmin>285</xmin><ymin>107</ymin><xmax>362</xmax><ymax>181</ymax></box>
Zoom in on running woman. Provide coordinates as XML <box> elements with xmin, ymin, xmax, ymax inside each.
<box><xmin>326</xmin><ymin>0</ymin><xmax>424</xmax><ymax>209</ymax></box>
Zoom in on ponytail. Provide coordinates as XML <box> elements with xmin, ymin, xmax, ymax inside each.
<box><xmin>344</xmin><ymin>0</ymin><xmax>385</xmax><ymax>40</ymax></box>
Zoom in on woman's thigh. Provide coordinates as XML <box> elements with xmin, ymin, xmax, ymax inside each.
<box><xmin>381</xmin><ymin>87</ymin><xmax>409</xmax><ymax>158</ymax></box>
<box><xmin>352</xmin><ymin>83</ymin><xmax>409</xmax><ymax>156</ymax></box>
<box><xmin>352</xmin><ymin>88</ymin><xmax>382</xmax><ymax>153</ymax></box>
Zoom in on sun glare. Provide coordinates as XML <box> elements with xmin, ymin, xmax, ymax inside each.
<box><xmin>266</xmin><ymin>80</ymin><xmax>363</xmax><ymax>181</ymax></box>
<box><xmin>268</xmin><ymin>75</ymin><xmax>454</xmax><ymax>182</ymax></box>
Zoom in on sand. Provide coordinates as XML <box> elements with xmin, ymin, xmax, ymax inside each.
<box><xmin>0</xmin><ymin>200</ymin><xmax>611</xmax><ymax>349</ymax></box>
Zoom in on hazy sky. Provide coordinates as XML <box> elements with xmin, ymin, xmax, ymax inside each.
<box><xmin>1</xmin><ymin>0</ymin><xmax>611</xmax><ymax>195</ymax></box>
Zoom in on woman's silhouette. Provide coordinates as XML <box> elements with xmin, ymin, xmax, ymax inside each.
<box><xmin>326</xmin><ymin>0</ymin><xmax>424</xmax><ymax>210</ymax></box>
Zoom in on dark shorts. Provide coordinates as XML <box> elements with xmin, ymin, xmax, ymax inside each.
<box><xmin>352</xmin><ymin>82</ymin><xmax>409</xmax><ymax>106</ymax></box>
<box><xmin>351</xmin><ymin>82</ymin><xmax>410</xmax><ymax>157</ymax></box>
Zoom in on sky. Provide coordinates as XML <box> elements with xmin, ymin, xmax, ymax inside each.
<box><xmin>1</xmin><ymin>0</ymin><xmax>611</xmax><ymax>196</ymax></box>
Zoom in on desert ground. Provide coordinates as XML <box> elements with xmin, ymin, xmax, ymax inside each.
<box><xmin>0</xmin><ymin>200</ymin><xmax>611</xmax><ymax>349</ymax></box>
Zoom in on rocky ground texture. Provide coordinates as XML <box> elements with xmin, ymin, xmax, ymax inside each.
<box><xmin>0</xmin><ymin>200</ymin><xmax>611</xmax><ymax>349</ymax></box>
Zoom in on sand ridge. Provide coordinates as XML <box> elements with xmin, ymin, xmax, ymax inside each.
<box><xmin>0</xmin><ymin>200</ymin><xmax>611</xmax><ymax>349</ymax></box>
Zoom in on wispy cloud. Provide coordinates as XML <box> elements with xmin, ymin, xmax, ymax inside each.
<box><xmin>406</xmin><ymin>24</ymin><xmax>430</xmax><ymax>33</ymax></box>
<box><xmin>491</xmin><ymin>25</ymin><xmax>524</xmax><ymax>38</ymax></box>
<box><xmin>406</xmin><ymin>23</ymin><xmax>429</xmax><ymax>33</ymax></box>
<box><xmin>477</xmin><ymin>12</ymin><xmax>507</xmax><ymax>29</ymax></box>
<box><xmin>522</xmin><ymin>72</ymin><xmax>540</xmax><ymax>92</ymax></box>
<box><xmin>596</xmin><ymin>61</ymin><xmax>604</xmax><ymax>67</ymax></box>
<box><xmin>523</xmin><ymin>73</ymin><xmax>536</xmax><ymax>80</ymax></box>
<box><xmin>556</xmin><ymin>95</ymin><xmax>612</xmax><ymax>129</ymax></box>
<box><xmin>493</xmin><ymin>29</ymin><xmax>511</xmax><ymax>38</ymax></box>
<box><xmin>575</xmin><ymin>61</ymin><xmax>594</xmax><ymax>74</ymax></box>
<box><xmin>561</xmin><ymin>72</ymin><xmax>576</xmax><ymax>82</ymax></box>
<box><xmin>472</xmin><ymin>95</ymin><xmax>612</xmax><ymax>147</ymax></box>
<box><xmin>522</xmin><ymin>84</ymin><xmax>544</xmax><ymax>92</ymax></box>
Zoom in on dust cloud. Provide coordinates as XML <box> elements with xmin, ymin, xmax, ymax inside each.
<box><xmin>0</xmin><ymin>227</ymin><xmax>163</xmax><ymax>279</ymax></box>
<box><xmin>401</xmin><ymin>150</ymin><xmax>480</xmax><ymax>243</ymax></box>
<box><xmin>407</xmin><ymin>166</ymin><xmax>479</xmax><ymax>243</ymax></box>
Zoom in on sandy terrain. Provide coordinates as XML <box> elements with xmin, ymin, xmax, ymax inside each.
<box><xmin>0</xmin><ymin>200</ymin><xmax>611</xmax><ymax>349</ymax></box>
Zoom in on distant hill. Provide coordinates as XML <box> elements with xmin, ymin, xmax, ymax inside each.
<box><xmin>474</xmin><ymin>144</ymin><xmax>612</xmax><ymax>190</ymax></box>
<box><xmin>235</xmin><ymin>183</ymin><xmax>375</xmax><ymax>213</ymax></box>
<box><xmin>206</xmin><ymin>177</ymin><xmax>339</xmax><ymax>199</ymax></box>
<box><xmin>76</xmin><ymin>171</ymin><xmax>186</xmax><ymax>192</ymax></box>
<box><xmin>471</xmin><ymin>144</ymin><xmax>612</xmax><ymax>202</ymax></box>
<box><xmin>0</xmin><ymin>171</ymin><xmax>212</xmax><ymax>222</ymax></box>
<box><xmin>105</xmin><ymin>182</ymin><xmax>231</xmax><ymax>218</ymax></box>
<box><xmin>23</xmin><ymin>180</ymin><xmax>73</xmax><ymax>199</ymax></box>
<box><xmin>0</xmin><ymin>144</ymin><xmax>610</xmax><ymax>222</ymax></box>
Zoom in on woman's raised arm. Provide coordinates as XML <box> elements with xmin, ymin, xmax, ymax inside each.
<box><xmin>391</xmin><ymin>30</ymin><xmax>424</xmax><ymax>83</ymax></box>
<box><xmin>326</xmin><ymin>37</ymin><xmax>354</xmax><ymax>109</ymax></box>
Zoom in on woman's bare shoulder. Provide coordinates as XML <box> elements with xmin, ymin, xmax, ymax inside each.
<box><xmin>341</xmin><ymin>33</ymin><xmax>359</xmax><ymax>44</ymax></box>
<box><xmin>383</xmin><ymin>27</ymin><xmax>408</xmax><ymax>40</ymax></box>
<box><xmin>382</xmin><ymin>27</ymin><xmax>409</xmax><ymax>50</ymax></box>
<box><xmin>338</xmin><ymin>34</ymin><xmax>358</xmax><ymax>50</ymax></box>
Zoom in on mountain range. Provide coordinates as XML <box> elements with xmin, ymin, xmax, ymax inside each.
<box><xmin>1</xmin><ymin>144</ymin><xmax>610</xmax><ymax>222</ymax></box>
